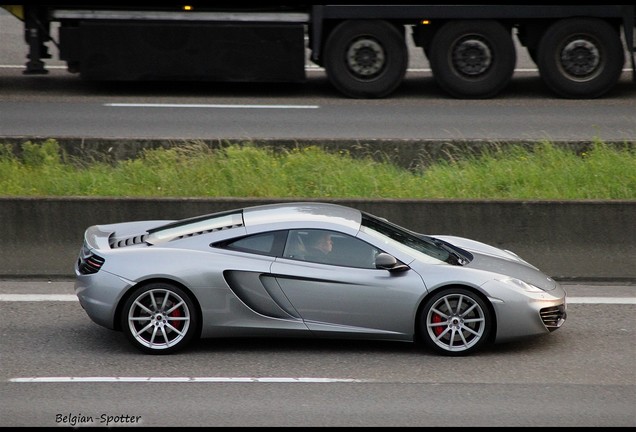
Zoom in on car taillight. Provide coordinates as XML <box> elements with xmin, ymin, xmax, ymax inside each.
<box><xmin>78</xmin><ymin>253</ymin><xmax>105</xmax><ymax>275</ymax></box>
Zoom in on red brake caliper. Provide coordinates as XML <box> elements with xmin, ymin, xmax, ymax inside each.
<box><xmin>169</xmin><ymin>301</ymin><xmax>182</xmax><ymax>331</ymax></box>
<box><xmin>432</xmin><ymin>313</ymin><xmax>443</xmax><ymax>336</ymax></box>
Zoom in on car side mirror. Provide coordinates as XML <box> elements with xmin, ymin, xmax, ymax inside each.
<box><xmin>375</xmin><ymin>253</ymin><xmax>409</xmax><ymax>272</ymax></box>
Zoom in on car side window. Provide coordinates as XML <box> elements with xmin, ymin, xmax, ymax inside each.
<box><xmin>216</xmin><ymin>231</ymin><xmax>286</xmax><ymax>257</ymax></box>
<box><xmin>284</xmin><ymin>229</ymin><xmax>381</xmax><ymax>269</ymax></box>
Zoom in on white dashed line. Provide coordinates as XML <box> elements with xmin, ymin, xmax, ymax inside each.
<box><xmin>10</xmin><ymin>376</ymin><xmax>364</xmax><ymax>383</ymax></box>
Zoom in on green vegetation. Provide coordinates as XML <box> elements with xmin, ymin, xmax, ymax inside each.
<box><xmin>1</xmin><ymin>138</ymin><xmax>634</xmax><ymax>199</ymax></box>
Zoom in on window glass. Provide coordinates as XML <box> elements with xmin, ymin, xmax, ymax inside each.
<box><xmin>220</xmin><ymin>231</ymin><xmax>285</xmax><ymax>256</ymax></box>
<box><xmin>361</xmin><ymin>213</ymin><xmax>448</xmax><ymax>263</ymax></box>
<box><xmin>284</xmin><ymin>229</ymin><xmax>381</xmax><ymax>269</ymax></box>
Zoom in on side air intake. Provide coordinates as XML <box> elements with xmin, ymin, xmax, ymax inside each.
<box><xmin>109</xmin><ymin>234</ymin><xmax>148</xmax><ymax>249</ymax></box>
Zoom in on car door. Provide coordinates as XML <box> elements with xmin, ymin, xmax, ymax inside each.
<box><xmin>271</xmin><ymin>229</ymin><xmax>427</xmax><ymax>340</ymax></box>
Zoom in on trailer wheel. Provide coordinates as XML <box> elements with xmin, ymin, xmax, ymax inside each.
<box><xmin>428</xmin><ymin>20</ymin><xmax>516</xmax><ymax>99</ymax></box>
<box><xmin>536</xmin><ymin>18</ymin><xmax>624</xmax><ymax>99</ymax></box>
<box><xmin>526</xmin><ymin>48</ymin><xmax>538</xmax><ymax>65</ymax></box>
<box><xmin>324</xmin><ymin>20</ymin><xmax>408</xmax><ymax>98</ymax></box>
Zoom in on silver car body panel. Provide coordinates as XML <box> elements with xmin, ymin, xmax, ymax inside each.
<box><xmin>75</xmin><ymin>202</ymin><xmax>566</xmax><ymax>346</ymax></box>
<box><xmin>271</xmin><ymin>258</ymin><xmax>427</xmax><ymax>339</ymax></box>
<box><xmin>243</xmin><ymin>202</ymin><xmax>361</xmax><ymax>235</ymax></box>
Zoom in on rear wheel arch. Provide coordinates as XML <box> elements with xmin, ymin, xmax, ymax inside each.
<box><xmin>114</xmin><ymin>278</ymin><xmax>202</xmax><ymax>335</ymax></box>
<box><xmin>118</xmin><ymin>279</ymin><xmax>202</xmax><ymax>354</ymax></box>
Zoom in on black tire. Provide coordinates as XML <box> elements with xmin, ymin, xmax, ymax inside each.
<box><xmin>323</xmin><ymin>20</ymin><xmax>408</xmax><ymax>98</ymax></box>
<box><xmin>428</xmin><ymin>20</ymin><xmax>516</xmax><ymax>99</ymax></box>
<box><xmin>419</xmin><ymin>287</ymin><xmax>492</xmax><ymax>356</ymax></box>
<box><xmin>120</xmin><ymin>282</ymin><xmax>198</xmax><ymax>354</ymax></box>
<box><xmin>527</xmin><ymin>47</ymin><xmax>538</xmax><ymax>65</ymax></box>
<box><xmin>536</xmin><ymin>18</ymin><xmax>624</xmax><ymax>99</ymax></box>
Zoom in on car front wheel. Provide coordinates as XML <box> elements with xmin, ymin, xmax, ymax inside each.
<box><xmin>420</xmin><ymin>287</ymin><xmax>492</xmax><ymax>356</ymax></box>
<box><xmin>121</xmin><ymin>282</ymin><xmax>198</xmax><ymax>354</ymax></box>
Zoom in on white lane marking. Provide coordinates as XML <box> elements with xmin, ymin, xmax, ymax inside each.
<box><xmin>567</xmin><ymin>297</ymin><xmax>636</xmax><ymax>304</ymax></box>
<box><xmin>0</xmin><ymin>294</ymin><xmax>77</xmax><ymax>301</ymax></box>
<box><xmin>104</xmin><ymin>103</ymin><xmax>319</xmax><ymax>109</ymax></box>
<box><xmin>0</xmin><ymin>65</ymin><xmax>68</xmax><ymax>69</ymax></box>
<box><xmin>2</xmin><ymin>294</ymin><xmax>633</xmax><ymax>304</ymax></box>
<box><xmin>10</xmin><ymin>377</ymin><xmax>364</xmax><ymax>383</ymax></box>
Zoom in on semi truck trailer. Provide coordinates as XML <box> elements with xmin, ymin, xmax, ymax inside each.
<box><xmin>3</xmin><ymin>4</ymin><xmax>635</xmax><ymax>99</ymax></box>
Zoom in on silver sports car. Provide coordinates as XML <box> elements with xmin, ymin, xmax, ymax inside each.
<box><xmin>74</xmin><ymin>202</ymin><xmax>567</xmax><ymax>356</ymax></box>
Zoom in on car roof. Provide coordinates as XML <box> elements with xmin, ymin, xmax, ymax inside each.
<box><xmin>243</xmin><ymin>202</ymin><xmax>362</xmax><ymax>235</ymax></box>
<box><xmin>145</xmin><ymin>202</ymin><xmax>363</xmax><ymax>245</ymax></box>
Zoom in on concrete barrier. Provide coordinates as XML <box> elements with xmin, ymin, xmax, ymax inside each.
<box><xmin>1</xmin><ymin>197</ymin><xmax>634</xmax><ymax>281</ymax></box>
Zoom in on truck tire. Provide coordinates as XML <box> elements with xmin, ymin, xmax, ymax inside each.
<box><xmin>324</xmin><ymin>20</ymin><xmax>408</xmax><ymax>98</ymax></box>
<box><xmin>536</xmin><ymin>18</ymin><xmax>625</xmax><ymax>99</ymax></box>
<box><xmin>428</xmin><ymin>20</ymin><xmax>516</xmax><ymax>99</ymax></box>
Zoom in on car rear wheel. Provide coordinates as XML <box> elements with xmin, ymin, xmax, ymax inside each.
<box><xmin>121</xmin><ymin>282</ymin><xmax>198</xmax><ymax>354</ymax></box>
<box><xmin>420</xmin><ymin>287</ymin><xmax>492</xmax><ymax>356</ymax></box>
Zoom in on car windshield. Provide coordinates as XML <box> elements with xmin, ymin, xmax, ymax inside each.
<box><xmin>361</xmin><ymin>213</ymin><xmax>470</xmax><ymax>265</ymax></box>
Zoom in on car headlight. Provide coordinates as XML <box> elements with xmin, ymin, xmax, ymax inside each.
<box><xmin>498</xmin><ymin>278</ymin><xmax>545</xmax><ymax>293</ymax></box>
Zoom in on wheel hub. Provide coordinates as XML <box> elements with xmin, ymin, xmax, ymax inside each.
<box><xmin>453</xmin><ymin>38</ymin><xmax>492</xmax><ymax>76</ymax></box>
<box><xmin>449</xmin><ymin>315</ymin><xmax>463</xmax><ymax>330</ymax></box>
<box><xmin>561</xmin><ymin>39</ymin><xmax>600</xmax><ymax>78</ymax></box>
<box><xmin>347</xmin><ymin>38</ymin><xmax>385</xmax><ymax>77</ymax></box>
<box><xmin>152</xmin><ymin>312</ymin><xmax>167</xmax><ymax>328</ymax></box>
